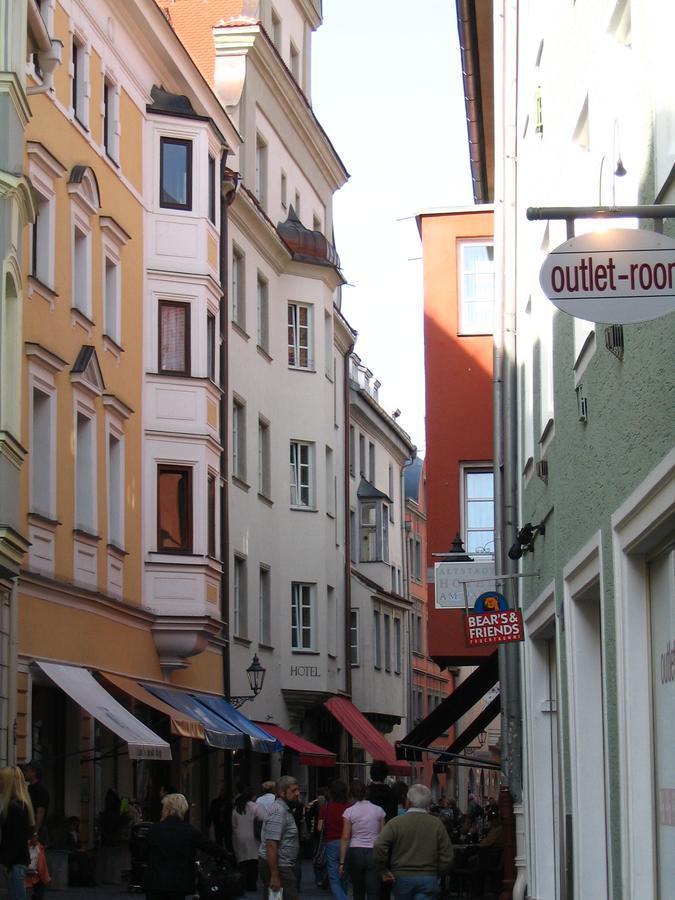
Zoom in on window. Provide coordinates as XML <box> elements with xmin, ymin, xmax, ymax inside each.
<box><xmin>288</xmin><ymin>302</ymin><xmax>312</xmax><ymax>368</ymax></box>
<box><xmin>359</xmin><ymin>500</ymin><xmax>389</xmax><ymax>563</ymax></box>
<box><xmin>409</xmin><ymin>534</ymin><xmax>423</xmax><ymax>581</ymax></box>
<box><xmin>373</xmin><ymin>610</ymin><xmax>381</xmax><ymax>668</ymax></box>
<box><xmin>31</xmin><ymin>386</ymin><xmax>54</xmax><ymax>518</ymax></box>
<box><xmin>255</xmin><ymin>133</ymin><xmax>267</xmax><ymax>209</ymax></box>
<box><xmin>75</xmin><ymin>412</ymin><xmax>96</xmax><ymax>533</ymax></box>
<box><xmin>104</xmin><ymin>255</ymin><xmax>120</xmax><ymax>343</ymax></box>
<box><xmin>271</xmin><ymin>8</ymin><xmax>281</xmax><ymax>49</ymax></box>
<box><xmin>160</xmin><ymin>137</ymin><xmax>192</xmax><ymax>210</ymax></box>
<box><xmin>388</xmin><ymin>464</ymin><xmax>395</xmax><ymax>521</ymax></box>
<box><xmin>207</xmin><ymin>312</ymin><xmax>216</xmax><ymax>381</ymax></box>
<box><xmin>258</xmin><ymin>418</ymin><xmax>271</xmax><ymax>497</ymax></box>
<box><xmin>259</xmin><ymin>566</ymin><xmax>271</xmax><ymax>644</ymax></box>
<box><xmin>459</xmin><ymin>241</ymin><xmax>495</xmax><ymax>334</ymax></box>
<box><xmin>280</xmin><ymin>170</ymin><xmax>287</xmax><ymax>209</ymax></box>
<box><xmin>71</xmin><ymin>36</ymin><xmax>87</xmax><ymax>126</ymax></box>
<box><xmin>290</xmin><ymin>440</ymin><xmax>313</xmax><ymax>507</ymax></box>
<box><xmin>232</xmin><ymin>399</ymin><xmax>246</xmax><ymax>481</ymax></box>
<box><xmin>107</xmin><ymin>431</ymin><xmax>123</xmax><ymax>548</ymax></box>
<box><xmin>158</xmin><ymin>300</ymin><xmax>190</xmax><ymax>375</ymax></box>
<box><xmin>325</xmin><ymin>446</ymin><xmax>334</xmax><ymax>515</ymax></box>
<box><xmin>313</xmin><ymin>213</ymin><xmax>322</xmax><ymax>233</ymax></box>
<box><xmin>207</xmin><ymin>471</ymin><xmax>216</xmax><ymax>557</ymax></box>
<box><xmin>368</xmin><ymin>442</ymin><xmax>375</xmax><ymax>482</ymax></box>
<box><xmin>208</xmin><ymin>154</ymin><xmax>216</xmax><ymax>224</ymax></box>
<box><xmin>464</xmin><ymin>467</ymin><xmax>495</xmax><ymax>555</ymax></box>
<box><xmin>294</xmin><ymin>190</ymin><xmax>301</xmax><ymax>217</ymax></box>
<box><xmin>324</xmin><ymin>311</ymin><xmax>333</xmax><ymax>377</ymax></box>
<box><xmin>384</xmin><ymin>614</ymin><xmax>391</xmax><ymax>671</ymax></box>
<box><xmin>394</xmin><ymin>618</ymin><xmax>401</xmax><ymax>673</ymax></box>
<box><xmin>350</xmin><ymin>610</ymin><xmax>359</xmax><ymax>665</ymax></box>
<box><xmin>232</xmin><ymin>245</ymin><xmax>245</xmax><ymax>329</ymax></box>
<box><xmin>417</xmin><ymin>614</ymin><xmax>423</xmax><ymax>654</ymax></box>
<box><xmin>233</xmin><ymin>556</ymin><xmax>248</xmax><ymax>637</ymax></box>
<box><xmin>350</xmin><ymin>510</ymin><xmax>357</xmax><ymax>563</ymax></box>
<box><xmin>327</xmin><ymin>586</ymin><xmax>336</xmax><ymax>656</ymax></box>
<box><xmin>72</xmin><ymin>225</ymin><xmax>90</xmax><ymax>316</ymax></box>
<box><xmin>349</xmin><ymin>426</ymin><xmax>355</xmax><ymax>477</ymax></box>
<box><xmin>291</xmin><ymin>582</ymin><xmax>315</xmax><ymax>650</ymax></box>
<box><xmin>31</xmin><ymin>190</ymin><xmax>51</xmax><ymax>286</ymax></box>
<box><xmin>103</xmin><ymin>77</ymin><xmax>118</xmax><ymax>161</ymax></box>
<box><xmin>257</xmin><ymin>273</ymin><xmax>269</xmax><ymax>351</ymax></box>
<box><xmin>290</xmin><ymin>41</ymin><xmax>300</xmax><ymax>81</ymax></box>
<box><xmin>359</xmin><ymin>433</ymin><xmax>366</xmax><ymax>476</ymax></box>
<box><xmin>157</xmin><ymin>465</ymin><xmax>192</xmax><ymax>552</ymax></box>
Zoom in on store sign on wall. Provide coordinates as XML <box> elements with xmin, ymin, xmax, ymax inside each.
<box><xmin>539</xmin><ymin>228</ymin><xmax>675</xmax><ymax>324</ymax></box>
<box><xmin>464</xmin><ymin>592</ymin><xmax>524</xmax><ymax>647</ymax></box>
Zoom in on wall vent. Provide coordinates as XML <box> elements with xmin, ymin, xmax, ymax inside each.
<box><xmin>576</xmin><ymin>385</ymin><xmax>588</xmax><ymax>423</ymax></box>
<box><xmin>605</xmin><ymin>324</ymin><xmax>624</xmax><ymax>359</ymax></box>
<box><xmin>536</xmin><ymin>459</ymin><xmax>549</xmax><ymax>484</ymax></box>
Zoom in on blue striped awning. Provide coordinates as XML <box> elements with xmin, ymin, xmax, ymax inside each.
<box><xmin>143</xmin><ymin>684</ymin><xmax>245</xmax><ymax>750</ymax></box>
<box><xmin>195</xmin><ymin>693</ymin><xmax>281</xmax><ymax>754</ymax></box>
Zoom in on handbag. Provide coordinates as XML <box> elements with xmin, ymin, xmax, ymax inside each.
<box><xmin>313</xmin><ymin>831</ymin><xmax>326</xmax><ymax>870</ymax></box>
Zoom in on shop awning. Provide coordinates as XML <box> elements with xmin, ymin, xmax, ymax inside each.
<box><xmin>255</xmin><ymin>722</ymin><xmax>337</xmax><ymax>767</ymax></box>
<box><xmin>396</xmin><ymin>652</ymin><xmax>499</xmax><ymax>760</ymax></box>
<box><xmin>324</xmin><ymin>696</ymin><xmax>411</xmax><ymax>776</ymax></box>
<box><xmin>143</xmin><ymin>683</ymin><xmax>246</xmax><ymax>750</ymax></box>
<box><xmin>100</xmin><ymin>673</ymin><xmax>205</xmax><ymax>742</ymax></box>
<box><xmin>194</xmin><ymin>693</ymin><xmax>281</xmax><ymax>754</ymax></box>
<box><xmin>37</xmin><ymin>662</ymin><xmax>171</xmax><ymax>760</ymax></box>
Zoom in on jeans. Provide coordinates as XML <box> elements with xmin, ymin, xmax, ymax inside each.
<box><xmin>392</xmin><ymin>875</ymin><xmax>440</xmax><ymax>900</ymax></box>
<box><xmin>7</xmin><ymin>864</ymin><xmax>27</xmax><ymax>900</ymax></box>
<box><xmin>346</xmin><ymin>847</ymin><xmax>380</xmax><ymax>900</ymax></box>
<box><xmin>325</xmin><ymin>840</ymin><xmax>349</xmax><ymax>900</ymax></box>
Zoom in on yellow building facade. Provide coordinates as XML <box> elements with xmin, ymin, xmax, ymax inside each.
<box><xmin>16</xmin><ymin>0</ymin><xmax>239</xmax><ymax>848</ymax></box>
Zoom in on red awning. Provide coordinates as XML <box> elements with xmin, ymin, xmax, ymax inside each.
<box><xmin>324</xmin><ymin>696</ymin><xmax>411</xmax><ymax>776</ymax></box>
<box><xmin>254</xmin><ymin>722</ymin><xmax>336</xmax><ymax>768</ymax></box>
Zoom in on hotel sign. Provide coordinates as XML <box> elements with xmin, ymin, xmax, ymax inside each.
<box><xmin>434</xmin><ymin>559</ymin><xmax>495</xmax><ymax>609</ymax></box>
<box><xmin>539</xmin><ymin>228</ymin><xmax>675</xmax><ymax>323</ymax></box>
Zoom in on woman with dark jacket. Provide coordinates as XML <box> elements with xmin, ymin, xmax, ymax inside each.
<box><xmin>0</xmin><ymin>766</ymin><xmax>36</xmax><ymax>900</ymax></box>
<box><xmin>143</xmin><ymin>792</ymin><xmax>224</xmax><ymax>900</ymax></box>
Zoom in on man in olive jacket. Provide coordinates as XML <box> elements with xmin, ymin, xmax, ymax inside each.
<box><xmin>373</xmin><ymin>785</ymin><xmax>453</xmax><ymax>900</ymax></box>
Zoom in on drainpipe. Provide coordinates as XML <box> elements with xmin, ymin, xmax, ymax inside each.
<box><xmin>8</xmin><ymin>580</ymin><xmax>18</xmax><ymax>766</ymax></box>
<box><xmin>494</xmin><ymin>0</ymin><xmax>526</xmax><ymax>897</ymax></box>
<box><xmin>219</xmin><ymin>156</ymin><xmax>238</xmax><ymax>846</ymax></box>
<box><xmin>400</xmin><ymin>456</ymin><xmax>415</xmax><ymax>741</ymax></box>
<box><xmin>343</xmin><ymin>345</ymin><xmax>355</xmax><ymax>698</ymax></box>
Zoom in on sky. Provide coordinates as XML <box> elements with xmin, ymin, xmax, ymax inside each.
<box><xmin>311</xmin><ymin>0</ymin><xmax>474</xmax><ymax>454</ymax></box>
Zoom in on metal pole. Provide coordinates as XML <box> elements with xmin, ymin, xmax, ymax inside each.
<box><xmin>526</xmin><ymin>204</ymin><xmax>675</xmax><ymax>221</ymax></box>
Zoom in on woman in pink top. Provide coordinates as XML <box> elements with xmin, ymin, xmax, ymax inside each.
<box><xmin>338</xmin><ymin>781</ymin><xmax>385</xmax><ymax>900</ymax></box>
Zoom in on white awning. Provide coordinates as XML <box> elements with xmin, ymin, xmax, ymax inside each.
<box><xmin>37</xmin><ymin>662</ymin><xmax>171</xmax><ymax>760</ymax></box>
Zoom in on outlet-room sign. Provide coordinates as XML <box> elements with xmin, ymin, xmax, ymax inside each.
<box><xmin>539</xmin><ymin>228</ymin><xmax>675</xmax><ymax>323</ymax></box>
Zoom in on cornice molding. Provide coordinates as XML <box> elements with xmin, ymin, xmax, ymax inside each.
<box><xmin>0</xmin><ymin>171</ymin><xmax>36</xmax><ymax>226</ymax></box>
<box><xmin>229</xmin><ymin>190</ymin><xmax>292</xmax><ymax>273</ymax></box>
<box><xmin>0</xmin><ymin>73</ymin><xmax>32</xmax><ymax>128</ymax></box>
<box><xmin>25</xmin><ymin>341</ymin><xmax>68</xmax><ymax>375</ymax></box>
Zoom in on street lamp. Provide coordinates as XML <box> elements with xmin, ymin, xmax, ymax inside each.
<box><xmin>229</xmin><ymin>654</ymin><xmax>266</xmax><ymax>709</ymax></box>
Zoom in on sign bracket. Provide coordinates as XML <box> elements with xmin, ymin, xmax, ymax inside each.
<box><xmin>526</xmin><ymin>203</ymin><xmax>675</xmax><ymax>240</ymax></box>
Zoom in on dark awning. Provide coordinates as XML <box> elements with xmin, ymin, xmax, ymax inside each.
<box><xmin>396</xmin><ymin>652</ymin><xmax>499</xmax><ymax>760</ymax></box>
<box><xmin>194</xmin><ymin>693</ymin><xmax>280</xmax><ymax>754</ymax></box>
<box><xmin>324</xmin><ymin>696</ymin><xmax>411</xmax><ymax>776</ymax></box>
<box><xmin>256</xmin><ymin>722</ymin><xmax>336</xmax><ymax>767</ymax></box>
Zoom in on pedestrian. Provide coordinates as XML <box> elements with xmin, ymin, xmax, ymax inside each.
<box><xmin>232</xmin><ymin>787</ymin><xmax>259</xmax><ymax>892</ymax></box>
<box><xmin>366</xmin><ymin>762</ymin><xmax>397</xmax><ymax>822</ymax></box>
<box><xmin>24</xmin><ymin>760</ymin><xmax>49</xmax><ymax>892</ymax></box>
<box><xmin>392</xmin><ymin>782</ymin><xmax>409</xmax><ymax>817</ymax></box>
<box><xmin>339</xmin><ymin>780</ymin><xmax>385</xmax><ymax>900</ymax></box>
<box><xmin>143</xmin><ymin>792</ymin><xmax>223</xmax><ymax>900</ymax></box>
<box><xmin>255</xmin><ymin>780</ymin><xmax>277</xmax><ymax>826</ymax></box>
<box><xmin>317</xmin><ymin>780</ymin><xmax>350</xmax><ymax>900</ymax></box>
<box><xmin>258</xmin><ymin>775</ymin><xmax>301</xmax><ymax>900</ymax></box>
<box><xmin>288</xmin><ymin>793</ymin><xmax>306</xmax><ymax>890</ymax></box>
<box><xmin>207</xmin><ymin>786</ymin><xmax>229</xmax><ymax>847</ymax></box>
<box><xmin>373</xmin><ymin>784</ymin><xmax>453</xmax><ymax>900</ymax></box>
<box><xmin>0</xmin><ymin>766</ymin><xmax>36</xmax><ymax>900</ymax></box>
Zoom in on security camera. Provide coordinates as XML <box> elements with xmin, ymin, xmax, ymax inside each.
<box><xmin>507</xmin><ymin>522</ymin><xmax>545</xmax><ymax>560</ymax></box>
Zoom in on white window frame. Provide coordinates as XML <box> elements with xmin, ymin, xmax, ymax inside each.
<box><xmin>256</xmin><ymin>271</ymin><xmax>269</xmax><ymax>351</ymax></box>
<box><xmin>29</xmin><ymin>372</ymin><xmax>57</xmax><ymax>520</ymax></box>
<box><xmin>384</xmin><ymin>613</ymin><xmax>391</xmax><ymax>672</ymax></box>
<box><xmin>70</xmin><ymin>29</ymin><xmax>90</xmax><ymax>128</ymax></box>
<box><xmin>232</xmin><ymin>244</ymin><xmax>246</xmax><ymax>330</ymax></box>
<box><xmin>71</xmin><ymin>211</ymin><xmax>92</xmax><ymax>319</ymax></box>
<box><xmin>359</xmin><ymin>500</ymin><xmax>389</xmax><ymax>562</ymax></box>
<box><xmin>461</xmin><ymin>463</ymin><xmax>495</xmax><ymax>557</ymax></box>
<box><xmin>271</xmin><ymin>7</ymin><xmax>282</xmax><ymax>49</ymax></box>
<box><xmin>288</xmin><ymin>301</ymin><xmax>313</xmax><ymax>369</ymax></box>
<box><xmin>290</xmin><ymin>440</ymin><xmax>314</xmax><ymax>508</ymax></box>
<box><xmin>324</xmin><ymin>310</ymin><xmax>333</xmax><ymax>378</ymax></box>
<box><xmin>291</xmin><ymin>582</ymin><xmax>315</xmax><ymax>651</ymax></box>
<box><xmin>259</xmin><ymin>565</ymin><xmax>271</xmax><ymax>645</ymax></box>
<box><xmin>280</xmin><ymin>169</ymin><xmax>287</xmax><ymax>209</ymax></box>
<box><xmin>233</xmin><ymin>554</ymin><xmax>248</xmax><ymax>638</ymax></box>
<box><xmin>258</xmin><ymin>416</ymin><xmax>271</xmax><ymax>497</ymax></box>
<box><xmin>289</xmin><ymin>40</ymin><xmax>300</xmax><ymax>81</ymax></box>
<box><xmin>100</xmin><ymin>217</ymin><xmax>128</xmax><ymax>348</ymax></box>
<box><xmin>394</xmin><ymin>618</ymin><xmax>402</xmax><ymax>674</ymax></box>
<box><xmin>73</xmin><ymin>393</ymin><xmax>97</xmax><ymax>535</ymax></box>
<box><xmin>232</xmin><ymin>397</ymin><xmax>247</xmax><ymax>482</ymax></box>
<box><xmin>325</xmin><ymin>446</ymin><xmax>335</xmax><ymax>516</ymax></box>
<box><xmin>106</xmin><ymin>419</ymin><xmax>124</xmax><ymax>550</ymax></box>
<box><xmin>255</xmin><ymin>132</ymin><xmax>268</xmax><ymax>209</ymax></box>
<box><xmin>373</xmin><ymin>609</ymin><xmax>382</xmax><ymax>669</ymax></box>
<box><xmin>327</xmin><ymin>585</ymin><xmax>337</xmax><ymax>657</ymax></box>
<box><xmin>458</xmin><ymin>239</ymin><xmax>495</xmax><ymax>335</ymax></box>
<box><xmin>350</xmin><ymin>609</ymin><xmax>360</xmax><ymax>666</ymax></box>
<box><xmin>102</xmin><ymin>71</ymin><xmax>120</xmax><ymax>162</ymax></box>
<box><xmin>27</xmin><ymin>163</ymin><xmax>56</xmax><ymax>290</ymax></box>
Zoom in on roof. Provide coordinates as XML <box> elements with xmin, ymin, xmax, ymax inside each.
<box><xmin>357</xmin><ymin>477</ymin><xmax>391</xmax><ymax>502</ymax></box>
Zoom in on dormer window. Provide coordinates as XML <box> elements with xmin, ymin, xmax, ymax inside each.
<box><xmin>160</xmin><ymin>137</ymin><xmax>192</xmax><ymax>210</ymax></box>
<box><xmin>359</xmin><ymin>500</ymin><xmax>389</xmax><ymax>563</ymax></box>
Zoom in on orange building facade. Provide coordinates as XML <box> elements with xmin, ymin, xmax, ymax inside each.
<box><xmin>419</xmin><ymin>206</ymin><xmax>495</xmax><ymax>666</ymax></box>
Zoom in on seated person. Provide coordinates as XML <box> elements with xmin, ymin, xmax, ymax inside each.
<box><xmin>66</xmin><ymin>817</ymin><xmax>96</xmax><ymax>887</ymax></box>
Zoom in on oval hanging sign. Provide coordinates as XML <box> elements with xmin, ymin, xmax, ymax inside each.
<box><xmin>539</xmin><ymin>228</ymin><xmax>675</xmax><ymax>323</ymax></box>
